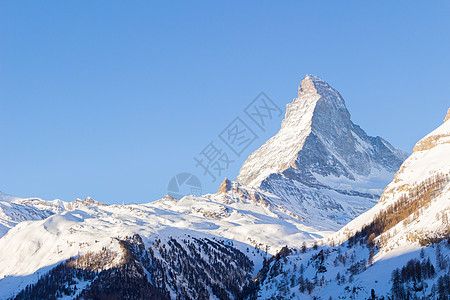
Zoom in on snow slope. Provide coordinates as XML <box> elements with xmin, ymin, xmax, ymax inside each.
<box><xmin>256</xmin><ymin>108</ymin><xmax>450</xmax><ymax>299</ymax></box>
<box><xmin>0</xmin><ymin>192</ymin><xmax>57</xmax><ymax>237</ymax></box>
<box><xmin>330</xmin><ymin>109</ymin><xmax>450</xmax><ymax>249</ymax></box>
<box><xmin>0</xmin><ymin>200</ymin><xmax>270</xmax><ymax>298</ymax></box>
<box><xmin>0</xmin><ymin>192</ymin><xmax>107</xmax><ymax>238</ymax></box>
<box><xmin>0</xmin><ymin>75</ymin><xmax>415</xmax><ymax>299</ymax></box>
<box><xmin>0</xmin><ymin>180</ymin><xmax>347</xmax><ymax>298</ymax></box>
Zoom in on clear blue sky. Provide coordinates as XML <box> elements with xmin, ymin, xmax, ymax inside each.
<box><xmin>1</xmin><ymin>1</ymin><xmax>449</xmax><ymax>204</ymax></box>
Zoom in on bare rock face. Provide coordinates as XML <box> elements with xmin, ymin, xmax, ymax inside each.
<box><xmin>444</xmin><ymin>108</ymin><xmax>450</xmax><ymax>123</ymax></box>
<box><xmin>413</xmin><ymin>108</ymin><xmax>450</xmax><ymax>152</ymax></box>
<box><xmin>236</xmin><ymin>75</ymin><xmax>408</xmax><ymax>224</ymax></box>
<box><xmin>218</xmin><ymin>178</ymin><xmax>232</xmax><ymax>194</ymax></box>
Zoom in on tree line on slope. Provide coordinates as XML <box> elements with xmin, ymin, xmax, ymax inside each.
<box><xmin>391</xmin><ymin>242</ymin><xmax>450</xmax><ymax>300</ymax></box>
<box><xmin>348</xmin><ymin>172</ymin><xmax>449</xmax><ymax>248</ymax></box>
<box><xmin>11</xmin><ymin>234</ymin><xmax>256</xmax><ymax>300</ymax></box>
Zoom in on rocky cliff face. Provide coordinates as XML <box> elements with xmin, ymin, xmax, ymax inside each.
<box><xmin>444</xmin><ymin>108</ymin><xmax>450</xmax><ymax>123</ymax></box>
<box><xmin>237</xmin><ymin>75</ymin><xmax>408</xmax><ymax>224</ymax></box>
<box><xmin>413</xmin><ymin>108</ymin><xmax>450</xmax><ymax>152</ymax></box>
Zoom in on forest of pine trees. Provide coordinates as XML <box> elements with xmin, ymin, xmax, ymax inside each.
<box><xmin>11</xmin><ymin>234</ymin><xmax>256</xmax><ymax>300</ymax></box>
<box><xmin>390</xmin><ymin>253</ymin><xmax>450</xmax><ymax>299</ymax></box>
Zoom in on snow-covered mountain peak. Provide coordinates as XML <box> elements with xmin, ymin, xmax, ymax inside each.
<box><xmin>238</xmin><ymin>75</ymin><xmax>407</xmax><ymax>189</ymax></box>
<box><xmin>235</xmin><ymin>75</ymin><xmax>408</xmax><ymax>227</ymax></box>
<box><xmin>297</xmin><ymin>74</ymin><xmax>343</xmax><ymax>103</ymax></box>
<box><xmin>238</xmin><ymin>75</ymin><xmax>346</xmax><ymax>187</ymax></box>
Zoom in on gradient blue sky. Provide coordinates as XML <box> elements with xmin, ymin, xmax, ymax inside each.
<box><xmin>1</xmin><ymin>1</ymin><xmax>449</xmax><ymax>204</ymax></box>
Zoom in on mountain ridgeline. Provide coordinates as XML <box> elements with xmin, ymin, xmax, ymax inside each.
<box><xmin>1</xmin><ymin>75</ymin><xmax>448</xmax><ymax>299</ymax></box>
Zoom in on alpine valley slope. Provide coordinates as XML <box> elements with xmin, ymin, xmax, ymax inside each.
<box><xmin>256</xmin><ymin>109</ymin><xmax>450</xmax><ymax>299</ymax></box>
<box><xmin>0</xmin><ymin>75</ymin><xmax>409</xmax><ymax>299</ymax></box>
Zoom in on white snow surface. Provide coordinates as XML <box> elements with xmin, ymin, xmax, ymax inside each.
<box><xmin>0</xmin><ymin>186</ymin><xmax>335</xmax><ymax>297</ymax></box>
<box><xmin>256</xmin><ymin>112</ymin><xmax>450</xmax><ymax>299</ymax></box>
<box><xmin>330</xmin><ymin>116</ymin><xmax>450</xmax><ymax>249</ymax></box>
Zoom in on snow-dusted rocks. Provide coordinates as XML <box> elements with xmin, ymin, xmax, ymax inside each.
<box><xmin>237</xmin><ymin>75</ymin><xmax>408</xmax><ymax>225</ymax></box>
<box><xmin>0</xmin><ymin>192</ymin><xmax>58</xmax><ymax>238</ymax></box>
<box><xmin>444</xmin><ymin>108</ymin><xmax>450</xmax><ymax>123</ymax></box>
<box><xmin>255</xmin><ymin>109</ymin><xmax>450</xmax><ymax>299</ymax></box>
<box><xmin>0</xmin><ymin>193</ymin><xmax>108</xmax><ymax>238</ymax></box>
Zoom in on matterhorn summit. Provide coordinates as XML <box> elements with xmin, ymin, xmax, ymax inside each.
<box><xmin>237</xmin><ymin>75</ymin><xmax>408</xmax><ymax>224</ymax></box>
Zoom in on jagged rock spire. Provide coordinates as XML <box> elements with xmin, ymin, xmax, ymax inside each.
<box><xmin>298</xmin><ymin>74</ymin><xmax>342</xmax><ymax>100</ymax></box>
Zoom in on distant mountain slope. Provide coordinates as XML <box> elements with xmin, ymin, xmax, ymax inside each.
<box><xmin>256</xmin><ymin>108</ymin><xmax>450</xmax><ymax>299</ymax></box>
<box><xmin>0</xmin><ymin>196</ymin><xmax>271</xmax><ymax>299</ymax></box>
<box><xmin>0</xmin><ymin>192</ymin><xmax>56</xmax><ymax>237</ymax></box>
<box><xmin>0</xmin><ymin>188</ymin><xmax>317</xmax><ymax>291</ymax></box>
<box><xmin>0</xmin><ymin>192</ymin><xmax>106</xmax><ymax>238</ymax></box>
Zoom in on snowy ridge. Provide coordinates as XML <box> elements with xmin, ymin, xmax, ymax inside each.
<box><xmin>330</xmin><ymin>111</ymin><xmax>450</xmax><ymax>248</ymax></box>
<box><xmin>0</xmin><ymin>186</ymin><xmax>329</xmax><ymax>298</ymax></box>
<box><xmin>0</xmin><ymin>202</ymin><xmax>269</xmax><ymax>299</ymax></box>
<box><xmin>237</xmin><ymin>75</ymin><xmax>323</xmax><ymax>187</ymax></box>
<box><xmin>0</xmin><ymin>192</ymin><xmax>57</xmax><ymax>238</ymax></box>
<box><xmin>0</xmin><ymin>191</ymin><xmax>22</xmax><ymax>203</ymax></box>
<box><xmin>255</xmin><ymin>109</ymin><xmax>450</xmax><ymax>299</ymax></box>
<box><xmin>0</xmin><ymin>192</ymin><xmax>108</xmax><ymax>239</ymax></box>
